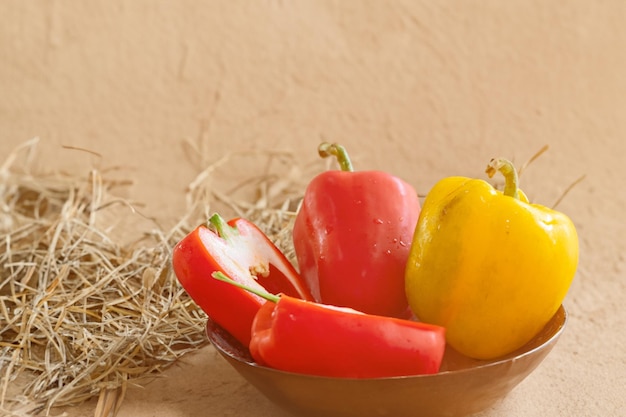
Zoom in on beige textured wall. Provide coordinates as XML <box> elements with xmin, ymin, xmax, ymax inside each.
<box><xmin>1</xmin><ymin>1</ymin><xmax>624</xmax><ymax>416</ymax></box>
<box><xmin>3</xmin><ymin>1</ymin><xmax>625</xmax><ymax>217</ymax></box>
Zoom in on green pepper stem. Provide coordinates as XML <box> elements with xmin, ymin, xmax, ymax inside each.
<box><xmin>208</xmin><ymin>213</ymin><xmax>238</xmax><ymax>241</ymax></box>
<box><xmin>485</xmin><ymin>158</ymin><xmax>520</xmax><ymax>199</ymax></box>
<box><xmin>212</xmin><ymin>271</ymin><xmax>280</xmax><ymax>303</ymax></box>
<box><xmin>318</xmin><ymin>142</ymin><xmax>354</xmax><ymax>172</ymax></box>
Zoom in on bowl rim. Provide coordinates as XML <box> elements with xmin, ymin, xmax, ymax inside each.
<box><xmin>206</xmin><ymin>304</ymin><xmax>568</xmax><ymax>381</ymax></box>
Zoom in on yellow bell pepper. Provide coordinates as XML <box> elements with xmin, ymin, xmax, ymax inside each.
<box><xmin>404</xmin><ymin>158</ymin><xmax>579</xmax><ymax>360</ymax></box>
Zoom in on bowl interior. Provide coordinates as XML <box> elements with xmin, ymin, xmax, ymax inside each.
<box><xmin>206</xmin><ymin>305</ymin><xmax>567</xmax><ymax>417</ymax></box>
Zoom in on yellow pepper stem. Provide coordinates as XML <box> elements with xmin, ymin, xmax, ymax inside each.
<box><xmin>486</xmin><ymin>158</ymin><xmax>520</xmax><ymax>199</ymax></box>
<box><xmin>318</xmin><ymin>142</ymin><xmax>354</xmax><ymax>172</ymax></box>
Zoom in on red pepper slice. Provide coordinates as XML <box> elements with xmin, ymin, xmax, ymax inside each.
<box><xmin>293</xmin><ymin>143</ymin><xmax>420</xmax><ymax>318</ymax></box>
<box><xmin>249</xmin><ymin>293</ymin><xmax>446</xmax><ymax>378</ymax></box>
<box><xmin>172</xmin><ymin>214</ymin><xmax>313</xmax><ymax>346</ymax></box>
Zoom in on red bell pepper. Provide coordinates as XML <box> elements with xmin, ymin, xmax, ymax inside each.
<box><xmin>293</xmin><ymin>143</ymin><xmax>420</xmax><ymax>318</ymax></box>
<box><xmin>172</xmin><ymin>213</ymin><xmax>313</xmax><ymax>347</ymax></box>
<box><xmin>212</xmin><ymin>272</ymin><xmax>445</xmax><ymax>378</ymax></box>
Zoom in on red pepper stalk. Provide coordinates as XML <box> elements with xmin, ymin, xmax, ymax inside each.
<box><xmin>213</xmin><ymin>272</ymin><xmax>446</xmax><ymax>378</ymax></box>
<box><xmin>293</xmin><ymin>143</ymin><xmax>421</xmax><ymax>318</ymax></box>
<box><xmin>172</xmin><ymin>213</ymin><xmax>313</xmax><ymax>347</ymax></box>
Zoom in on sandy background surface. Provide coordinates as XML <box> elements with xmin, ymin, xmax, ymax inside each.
<box><xmin>1</xmin><ymin>1</ymin><xmax>624</xmax><ymax>416</ymax></box>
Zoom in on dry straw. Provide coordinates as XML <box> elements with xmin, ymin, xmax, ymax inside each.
<box><xmin>0</xmin><ymin>139</ymin><xmax>313</xmax><ymax>417</ymax></box>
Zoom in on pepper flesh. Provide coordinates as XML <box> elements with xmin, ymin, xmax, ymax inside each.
<box><xmin>249</xmin><ymin>294</ymin><xmax>446</xmax><ymax>378</ymax></box>
<box><xmin>405</xmin><ymin>161</ymin><xmax>579</xmax><ymax>360</ymax></box>
<box><xmin>293</xmin><ymin>143</ymin><xmax>420</xmax><ymax>318</ymax></box>
<box><xmin>172</xmin><ymin>214</ymin><xmax>313</xmax><ymax>347</ymax></box>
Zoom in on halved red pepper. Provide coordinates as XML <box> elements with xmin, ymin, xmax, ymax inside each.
<box><xmin>172</xmin><ymin>213</ymin><xmax>313</xmax><ymax>347</ymax></box>
<box><xmin>213</xmin><ymin>273</ymin><xmax>446</xmax><ymax>378</ymax></box>
<box><xmin>293</xmin><ymin>143</ymin><xmax>420</xmax><ymax>318</ymax></box>
<box><xmin>251</xmin><ymin>296</ymin><xmax>445</xmax><ymax>377</ymax></box>
<box><xmin>213</xmin><ymin>272</ymin><xmax>446</xmax><ymax>378</ymax></box>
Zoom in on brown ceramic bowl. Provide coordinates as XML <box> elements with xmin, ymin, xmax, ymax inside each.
<box><xmin>206</xmin><ymin>305</ymin><xmax>567</xmax><ymax>417</ymax></box>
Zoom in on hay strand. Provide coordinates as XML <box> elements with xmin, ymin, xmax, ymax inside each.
<box><xmin>0</xmin><ymin>138</ymin><xmax>587</xmax><ymax>417</ymax></box>
<box><xmin>0</xmin><ymin>140</ymin><xmax>315</xmax><ymax>417</ymax></box>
